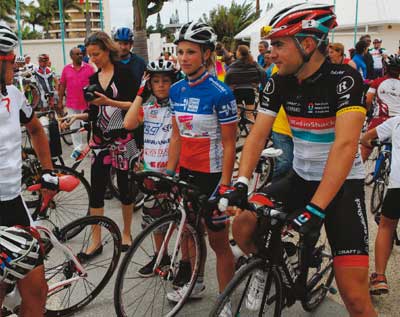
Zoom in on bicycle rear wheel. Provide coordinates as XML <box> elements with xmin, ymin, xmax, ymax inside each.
<box><xmin>44</xmin><ymin>215</ymin><xmax>121</xmax><ymax>316</ymax></box>
<box><xmin>209</xmin><ymin>257</ymin><xmax>283</xmax><ymax>317</ymax></box>
<box><xmin>114</xmin><ymin>213</ymin><xmax>202</xmax><ymax>317</ymax></box>
<box><xmin>364</xmin><ymin>147</ymin><xmax>379</xmax><ymax>186</ymax></box>
<box><xmin>370</xmin><ymin>180</ymin><xmax>386</xmax><ymax>215</ymax></box>
<box><xmin>30</xmin><ymin>165</ymin><xmax>90</xmax><ymax>229</ymax></box>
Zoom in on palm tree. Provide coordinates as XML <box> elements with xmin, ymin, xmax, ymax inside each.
<box><xmin>202</xmin><ymin>1</ymin><xmax>259</xmax><ymax>50</ymax></box>
<box><xmin>37</xmin><ymin>0</ymin><xmax>56</xmax><ymax>39</ymax></box>
<box><xmin>0</xmin><ymin>0</ymin><xmax>16</xmax><ymax>24</ymax></box>
<box><xmin>22</xmin><ymin>2</ymin><xmax>42</xmax><ymax>32</ymax></box>
<box><xmin>53</xmin><ymin>0</ymin><xmax>83</xmax><ymax>22</ymax></box>
<box><xmin>133</xmin><ymin>0</ymin><xmax>169</xmax><ymax>61</ymax></box>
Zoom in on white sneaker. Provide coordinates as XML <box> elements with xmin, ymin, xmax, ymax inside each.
<box><xmin>246</xmin><ymin>270</ymin><xmax>266</xmax><ymax>311</ymax></box>
<box><xmin>219</xmin><ymin>299</ymin><xmax>232</xmax><ymax>317</ymax></box>
<box><xmin>166</xmin><ymin>282</ymin><xmax>205</xmax><ymax>303</ymax></box>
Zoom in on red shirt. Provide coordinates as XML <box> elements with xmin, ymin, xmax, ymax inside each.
<box><xmin>60</xmin><ymin>62</ymin><xmax>94</xmax><ymax>110</ymax></box>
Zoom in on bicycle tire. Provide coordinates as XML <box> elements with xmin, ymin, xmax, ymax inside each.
<box><xmin>114</xmin><ymin>213</ymin><xmax>202</xmax><ymax>317</ymax></box>
<box><xmin>364</xmin><ymin>147</ymin><xmax>379</xmax><ymax>186</ymax></box>
<box><xmin>209</xmin><ymin>257</ymin><xmax>283</xmax><ymax>317</ymax></box>
<box><xmin>25</xmin><ymin>82</ymin><xmax>41</xmax><ymax>110</ymax></box>
<box><xmin>30</xmin><ymin>165</ymin><xmax>90</xmax><ymax>228</ymax></box>
<box><xmin>301</xmin><ymin>238</ymin><xmax>335</xmax><ymax>311</ymax></box>
<box><xmin>44</xmin><ymin>215</ymin><xmax>121</xmax><ymax>316</ymax></box>
<box><xmin>254</xmin><ymin>157</ymin><xmax>274</xmax><ymax>191</ymax></box>
<box><xmin>370</xmin><ymin>180</ymin><xmax>386</xmax><ymax>215</ymax></box>
<box><xmin>61</xmin><ymin>132</ymin><xmax>73</xmax><ymax>146</ymax></box>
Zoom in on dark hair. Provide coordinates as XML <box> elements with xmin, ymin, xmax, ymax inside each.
<box><xmin>69</xmin><ymin>47</ymin><xmax>81</xmax><ymax>57</ymax></box>
<box><xmin>85</xmin><ymin>31</ymin><xmax>119</xmax><ymax>63</ymax></box>
<box><xmin>355</xmin><ymin>40</ymin><xmax>369</xmax><ymax>55</ymax></box>
<box><xmin>237</xmin><ymin>45</ymin><xmax>254</xmax><ymax>64</ymax></box>
<box><xmin>359</xmin><ymin>34</ymin><xmax>371</xmax><ymax>42</ymax></box>
<box><xmin>258</xmin><ymin>41</ymin><xmax>269</xmax><ymax>49</ymax></box>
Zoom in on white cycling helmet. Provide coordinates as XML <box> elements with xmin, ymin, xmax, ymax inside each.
<box><xmin>147</xmin><ymin>59</ymin><xmax>175</xmax><ymax>73</ymax></box>
<box><xmin>175</xmin><ymin>21</ymin><xmax>217</xmax><ymax>51</ymax></box>
<box><xmin>0</xmin><ymin>23</ymin><xmax>18</xmax><ymax>54</ymax></box>
<box><xmin>15</xmin><ymin>56</ymin><xmax>25</xmax><ymax>64</ymax></box>
<box><xmin>0</xmin><ymin>226</ymin><xmax>41</xmax><ymax>284</ymax></box>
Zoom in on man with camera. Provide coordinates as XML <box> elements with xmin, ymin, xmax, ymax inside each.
<box><xmin>58</xmin><ymin>47</ymin><xmax>94</xmax><ymax>158</ymax></box>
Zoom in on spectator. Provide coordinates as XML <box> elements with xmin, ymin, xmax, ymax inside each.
<box><xmin>225</xmin><ymin>45</ymin><xmax>266</xmax><ymax>112</ymax></box>
<box><xmin>58</xmin><ymin>47</ymin><xmax>95</xmax><ymax>158</ymax></box>
<box><xmin>359</xmin><ymin>34</ymin><xmax>374</xmax><ymax>79</ymax></box>
<box><xmin>24</xmin><ymin>54</ymin><xmax>35</xmax><ymax>71</ymax></box>
<box><xmin>34</xmin><ymin>53</ymin><xmax>58</xmax><ymax>109</ymax></box>
<box><xmin>257</xmin><ymin>40</ymin><xmax>269</xmax><ymax>66</ymax></box>
<box><xmin>352</xmin><ymin>40</ymin><xmax>369</xmax><ymax>80</ymax></box>
<box><xmin>263</xmin><ymin>50</ymin><xmax>276</xmax><ymax>80</ymax></box>
<box><xmin>370</xmin><ymin>38</ymin><xmax>387</xmax><ymax>78</ymax></box>
<box><xmin>328</xmin><ymin>42</ymin><xmax>357</xmax><ymax>69</ymax></box>
<box><xmin>78</xmin><ymin>44</ymin><xmax>90</xmax><ymax>63</ymax></box>
<box><xmin>61</xmin><ymin>31</ymin><xmax>141</xmax><ymax>253</ymax></box>
<box><xmin>113</xmin><ymin>27</ymin><xmax>146</xmax><ymax>98</ymax></box>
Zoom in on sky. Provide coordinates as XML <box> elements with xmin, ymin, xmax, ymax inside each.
<box><xmin>110</xmin><ymin>0</ymin><xmax>269</xmax><ymax>29</ymax></box>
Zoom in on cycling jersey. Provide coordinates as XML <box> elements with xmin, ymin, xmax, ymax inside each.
<box><xmin>260</xmin><ymin>60</ymin><xmax>366</xmax><ymax>181</ymax></box>
<box><xmin>142</xmin><ymin>99</ymin><xmax>172</xmax><ymax>173</ymax></box>
<box><xmin>368</xmin><ymin>75</ymin><xmax>400</xmax><ymax>117</ymax></box>
<box><xmin>169</xmin><ymin>71</ymin><xmax>238</xmax><ymax>173</ymax></box>
<box><xmin>34</xmin><ymin>66</ymin><xmax>55</xmax><ymax>95</ymax></box>
<box><xmin>0</xmin><ymin>86</ymin><xmax>34</xmax><ymax>201</ymax></box>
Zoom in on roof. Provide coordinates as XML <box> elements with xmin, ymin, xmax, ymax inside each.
<box><xmin>235</xmin><ymin>0</ymin><xmax>400</xmax><ymax>40</ymax></box>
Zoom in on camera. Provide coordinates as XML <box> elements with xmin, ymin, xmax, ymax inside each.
<box><xmin>83</xmin><ymin>84</ymin><xmax>101</xmax><ymax>102</ymax></box>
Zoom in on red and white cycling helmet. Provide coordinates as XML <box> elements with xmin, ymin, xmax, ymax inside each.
<box><xmin>261</xmin><ymin>2</ymin><xmax>337</xmax><ymax>43</ymax></box>
<box><xmin>0</xmin><ymin>226</ymin><xmax>41</xmax><ymax>284</ymax></box>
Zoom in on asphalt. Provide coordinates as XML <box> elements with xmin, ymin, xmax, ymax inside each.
<box><xmin>32</xmin><ymin>141</ymin><xmax>400</xmax><ymax>317</ymax></box>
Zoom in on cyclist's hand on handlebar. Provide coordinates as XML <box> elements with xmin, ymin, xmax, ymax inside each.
<box><xmin>59</xmin><ymin>114</ymin><xmax>76</xmax><ymax>129</ymax></box>
<box><xmin>218</xmin><ymin>181</ymin><xmax>248</xmax><ymax>216</ymax></box>
<box><xmin>288</xmin><ymin>203</ymin><xmax>325</xmax><ymax>236</ymax></box>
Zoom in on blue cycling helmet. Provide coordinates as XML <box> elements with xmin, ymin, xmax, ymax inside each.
<box><xmin>114</xmin><ymin>27</ymin><xmax>134</xmax><ymax>42</ymax></box>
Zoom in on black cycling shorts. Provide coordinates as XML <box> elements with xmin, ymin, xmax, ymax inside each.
<box><xmin>262</xmin><ymin>170</ymin><xmax>369</xmax><ymax>267</ymax></box>
<box><xmin>179</xmin><ymin>167</ymin><xmax>221</xmax><ymax>198</ymax></box>
<box><xmin>382</xmin><ymin>188</ymin><xmax>400</xmax><ymax>220</ymax></box>
<box><xmin>233</xmin><ymin>88</ymin><xmax>256</xmax><ymax>106</ymax></box>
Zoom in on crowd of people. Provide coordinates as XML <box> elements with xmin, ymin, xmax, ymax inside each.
<box><xmin>1</xmin><ymin>0</ymin><xmax>400</xmax><ymax>316</ymax></box>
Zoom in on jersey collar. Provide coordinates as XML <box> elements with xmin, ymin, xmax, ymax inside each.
<box><xmin>187</xmin><ymin>70</ymin><xmax>209</xmax><ymax>87</ymax></box>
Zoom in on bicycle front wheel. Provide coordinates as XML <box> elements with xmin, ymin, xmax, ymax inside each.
<box><xmin>370</xmin><ymin>180</ymin><xmax>386</xmax><ymax>215</ymax></box>
<box><xmin>31</xmin><ymin>165</ymin><xmax>90</xmax><ymax>228</ymax></box>
<box><xmin>114</xmin><ymin>213</ymin><xmax>202</xmax><ymax>317</ymax></box>
<box><xmin>209</xmin><ymin>257</ymin><xmax>283</xmax><ymax>317</ymax></box>
<box><xmin>44</xmin><ymin>215</ymin><xmax>121</xmax><ymax>316</ymax></box>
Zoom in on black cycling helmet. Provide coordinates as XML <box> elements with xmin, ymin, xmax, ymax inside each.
<box><xmin>174</xmin><ymin>22</ymin><xmax>217</xmax><ymax>51</ymax></box>
<box><xmin>114</xmin><ymin>27</ymin><xmax>134</xmax><ymax>42</ymax></box>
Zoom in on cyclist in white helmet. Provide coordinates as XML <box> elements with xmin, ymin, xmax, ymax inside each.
<box><xmin>0</xmin><ymin>23</ymin><xmax>57</xmax><ymax>317</ymax></box>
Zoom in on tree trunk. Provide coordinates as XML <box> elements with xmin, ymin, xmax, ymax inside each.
<box><xmin>134</xmin><ymin>29</ymin><xmax>148</xmax><ymax>62</ymax></box>
<box><xmin>256</xmin><ymin>0</ymin><xmax>260</xmax><ymax>15</ymax></box>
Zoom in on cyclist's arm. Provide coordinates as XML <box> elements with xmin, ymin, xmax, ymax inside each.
<box><xmin>166</xmin><ymin>117</ymin><xmax>181</xmax><ymax>173</ymax></box>
<box><xmin>124</xmin><ymin>96</ymin><xmax>143</xmax><ymax>130</ymax></box>
<box><xmin>365</xmin><ymin>91</ymin><xmax>375</xmax><ymax>110</ymax></box>
<box><xmin>310</xmin><ymin>110</ymin><xmax>365</xmax><ymax>209</ymax></box>
<box><xmin>220</xmin><ymin>122</ymin><xmax>237</xmax><ymax>185</ymax></box>
<box><xmin>360</xmin><ymin>128</ymin><xmax>378</xmax><ymax>148</ymax></box>
<box><xmin>25</xmin><ymin>115</ymin><xmax>53</xmax><ymax>171</ymax></box>
<box><xmin>238</xmin><ymin>113</ymin><xmax>275</xmax><ymax>180</ymax></box>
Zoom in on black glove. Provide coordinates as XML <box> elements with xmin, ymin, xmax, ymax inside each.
<box><xmin>288</xmin><ymin>203</ymin><xmax>325</xmax><ymax>236</ymax></box>
<box><xmin>40</xmin><ymin>170</ymin><xmax>59</xmax><ymax>191</ymax></box>
<box><xmin>219</xmin><ymin>181</ymin><xmax>248</xmax><ymax>211</ymax></box>
<box><xmin>137</xmin><ymin>77</ymin><xmax>151</xmax><ymax>101</ymax></box>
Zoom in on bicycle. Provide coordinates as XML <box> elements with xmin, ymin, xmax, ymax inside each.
<box><xmin>368</xmin><ymin>141</ymin><xmax>391</xmax><ymax>215</ymax></box>
<box><xmin>237</xmin><ymin>104</ymin><xmax>256</xmax><ymax>140</ymax></box>
<box><xmin>114</xmin><ymin>171</ymin><xmax>221</xmax><ymax>317</ymax></box>
<box><xmin>2</xmin><ymin>175</ymin><xmax>122</xmax><ymax>316</ymax></box>
<box><xmin>210</xmin><ymin>193</ymin><xmax>335</xmax><ymax>316</ymax></box>
<box><xmin>21</xmin><ymin>145</ymin><xmax>91</xmax><ymax>230</ymax></box>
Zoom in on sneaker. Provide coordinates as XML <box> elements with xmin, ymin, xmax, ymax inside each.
<box><xmin>172</xmin><ymin>260</ymin><xmax>192</xmax><ymax>289</ymax></box>
<box><xmin>166</xmin><ymin>282</ymin><xmax>205</xmax><ymax>303</ymax></box>
<box><xmin>370</xmin><ymin>272</ymin><xmax>389</xmax><ymax>295</ymax></box>
<box><xmin>137</xmin><ymin>254</ymin><xmax>171</xmax><ymax>277</ymax></box>
<box><xmin>246</xmin><ymin>270</ymin><xmax>266</xmax><ymax>311</ymax></box>
<box><xmin>219</xmin><ymin>299</ymin><xmax>232</xmax><ymax>317</ymax></box>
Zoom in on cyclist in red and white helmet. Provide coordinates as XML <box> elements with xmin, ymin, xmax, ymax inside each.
<box><xmin>224</xmin><ymin>2</ymin><xmax>376</xmax><ymax>316</ymax></box>
<box><xmin>0</xmin><ymin>23</ymin><xmax>56</xmax><ymax>316</ymax></box>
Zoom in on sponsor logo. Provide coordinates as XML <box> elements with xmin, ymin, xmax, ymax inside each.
<box><xmin>187</xmin><ymin>98</ymin><xmax>200</xmax><ymax>112</ymax></box>
<box><xmin>337</xmin><ymin>76</ymin><xmax>355</xmax><ymax>94</ymax></box>
<box><xmin>264</xmin><ymin>78</ymin><xmax>275</xmax><ymax>94</ymax></box>
<box><xmin>144</xmin><ymin>122</ymin><xmax>162</xmax><ymax>136</ymax></box>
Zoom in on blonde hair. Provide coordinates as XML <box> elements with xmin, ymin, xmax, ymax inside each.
<box><xmin>84</xmin><ymin>31</ymin><xmax>120</xmax><ymax>63</ymax></box>
<box><xmin>329</xmin><ymin>43</ymin><xmax>345</xmax><ymax>57</ymax></box>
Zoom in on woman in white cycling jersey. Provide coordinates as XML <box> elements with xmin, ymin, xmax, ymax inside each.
<box><xmin>166</xmin><ymin>21</ymin><xmax>238</xmax><ymax>306</ymax></box>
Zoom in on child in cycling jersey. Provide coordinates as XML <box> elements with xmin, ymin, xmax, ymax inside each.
<box><xmin>124</xmin><ymin>60</ymin><xmax>178</xmax><ymax>277</ymax></box>
<box><xmin>361</xmin><ymin>116</ymin><xmax>400</xmax><ymax>295</ymax></box>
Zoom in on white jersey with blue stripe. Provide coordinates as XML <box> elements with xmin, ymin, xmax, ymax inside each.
<box><xmin>169</xmin><ymin>71</ymin><xmax>237</xmax><ymax>173</ymax></box>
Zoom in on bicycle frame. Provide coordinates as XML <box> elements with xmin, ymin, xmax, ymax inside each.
<box><xmin>372</xmin><ymin>143</ymin><xmax>392</xmax><ymax>181</ymax></box>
